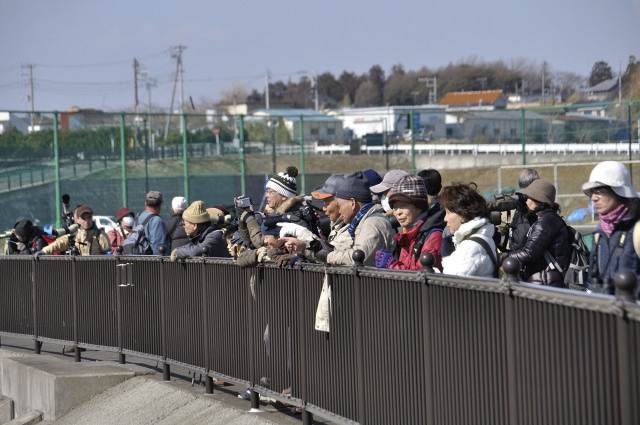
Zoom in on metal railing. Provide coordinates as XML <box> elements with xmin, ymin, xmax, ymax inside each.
<box><xmin>0</xmin><ymin>254</ymin><xmax>638</xmax><ymax>425</ymax></box>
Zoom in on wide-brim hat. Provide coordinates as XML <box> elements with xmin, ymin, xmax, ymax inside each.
<box><xmin>116</xmin><ymin>207</ymin><xmax>134</xmax><ymax>221</ymax></box>
<box><xmin>581</xmin><ymin>161</ymin><xmax>638</xmax><ymax>198</ymax></box>
<box><xmin>517</xmin><ymin>179</ymin><xmax>556</xmax><ymax>205</ymax></box>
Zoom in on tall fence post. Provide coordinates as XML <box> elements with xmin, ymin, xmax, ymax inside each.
<box><xmin>298</xmin><ymin>116</ymin><xmax>306</xmax><ymax>195</ymax></box>
<box><xmin>520</xmin><ymin>108</ymin><xmax>526</xmax><ymax>166</ymax></box>
<box><xmin>239</xmin><ymin>115</ymin><xmax>247</xmax><ymax>196</ymax></box>
<box><xmin>53</xmin><ymin>112</ymin><xmax>61</xmax><ymax>228</ymax></box>
<box><xmin>119</xmin><ymin>114</ymin><xmax>128</xmax><ymax>208</ymax></box>
<box><xmin>181</xmin><ymin>114</ymin><xmax>189</xmax><ymax>201</ymax></box>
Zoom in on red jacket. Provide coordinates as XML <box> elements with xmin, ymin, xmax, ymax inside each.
<box><xmin>388</xmin><ymin>213</ymin><xmax>444</xmax><ymax>272</ymax></box>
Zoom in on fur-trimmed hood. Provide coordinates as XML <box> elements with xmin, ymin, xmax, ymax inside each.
<box><xmin>263</xmin><ymin>195</ymin><xmax>306</xmax><ymax>216</ymax></box>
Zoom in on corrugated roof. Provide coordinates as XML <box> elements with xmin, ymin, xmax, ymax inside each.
<box><xmin>439</xmin><ymin>90</ymin><xmax>504</xmax><ymax>106</ymax></box>
<box><xmin>586</xmin><ymin>78</ymin><xmax>618</xmax><ymax>93</ymax></box>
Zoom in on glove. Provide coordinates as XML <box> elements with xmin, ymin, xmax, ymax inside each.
<box><xmin>33</xmin><ymin>250</ymin><xmax>45</xmax><ymax>260</ymax></box>
<box><xmin>256</xmin><ymin>246</ymin><xmax>269</xmax><ymax>263</ymax></box>
<box><xmin>276</xmin><ymin>253</ymin><xmax>297</xmax><ymax>268</ymax></box>
<box><xmin>170</xmin><ymin>249</ymin><xmax>179</xmax><ymax>262</ymax></box>
<box><xmin>237</xmin><ymin>209</ymin><xmax>256</xmax><ymax>224</ymax></box>
<box><xmin>375</xmin><ymin>249</ymin><xmax>395</xmax><ymax>269</ymax></box>
<box><xmin>277</xmin><ymin>223</ymin><xmax>316</xmax><ymax>242</ymax></box>
<box><xmin>313</xmin><ymin>240</ymin><xmax>334</xmax><ymax>263</ymax></box>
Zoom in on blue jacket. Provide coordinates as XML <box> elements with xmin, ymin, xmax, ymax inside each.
<box><xmin>174</xmin><ymin>225</ymin><xmax>230</xmax><ymax>259</ymax></box>
<box><xmin>138</xmin><ymin>210</ymin><xmax>171</xmax><ymax>255</ymax></box>
<box><xmin>589</xmin><ymin>216</ymin><xmax>640</xmax><ymax>295</ymax></box>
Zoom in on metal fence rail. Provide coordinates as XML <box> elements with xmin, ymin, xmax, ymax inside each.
<box><xmin>0</xmin><ymin>255</ymin><xmax>638</xmax><ymax>425</ymax></box>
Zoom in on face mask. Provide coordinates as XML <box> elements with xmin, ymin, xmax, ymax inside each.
<box><xmin>381</xmin><ymin>195</ymin><xmax>391</xmax><ymax>212</ymax></box>
<box><xmin>122</xmin><ymin>216</ymin><xmax>134</xmax><ymax>227</ymax></box>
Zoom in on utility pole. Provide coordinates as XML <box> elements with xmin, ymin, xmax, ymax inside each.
<box><xmin>265</xmin><ymin>68</ymin><xmax>271</xmax><ymax>109</ymax></box>
<box><xmin>314</xmin><ymin>70</ymin><xmax>319</xmax><ymax>111</ymax></box>
<box><xmin>140</xmin><ymin>68</ymin><xmax>157</xmax><ymax>149</ymax></box>
<box><xmin>21</xmin><ymin>64</ymin><xmax>35</xmax><ymax>129</ymax></box>
<box><xmin>133</xmin><ymin>59</ymin><xmax>140</xmax><ymax>115</ymax></box>
<box><xmin>165</xmin><ymin>45</ymin><xmax>187</xmax><ymax>139</ymax></box>
<box><xmin>541</xmin><ymin>61</ymin><xmax>547</xmax><ymax>106</ymax></box>
<box><xmin>418</xmin><ymin>76</ymin><xmax>437</xmax><ymax>104</ymax></box>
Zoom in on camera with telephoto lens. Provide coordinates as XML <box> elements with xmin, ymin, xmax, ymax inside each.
<box><xmin>262</xmin><ymin>201</ymin><xmax>320</xmax><ymax>236</ymax></box>
<box><xmin>487</xmin><ymin>192</ymin><xmax>527</xmax><ymax>213</ymax></box>
<box><xmin>234</xmin><ymin>195</ymin><xmax>252</xmax><ymax>209</ymax></box>
<box><xmin>61</xmin><ymin>193</ymin><xmax>75</xmax><ymax>227</ymax></box>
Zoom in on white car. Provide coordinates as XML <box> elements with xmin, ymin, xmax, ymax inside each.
<box><xmin>94</xmin><ymin>215</ymin><xmax>118</xmax><ymax>232</ymax></box>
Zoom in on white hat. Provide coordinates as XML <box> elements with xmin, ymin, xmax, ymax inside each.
<box><xmin>582</xmin><ymin>161</ymin><xmax>638</xmax><ymax>198</ymax></box>
<box><xmin>172</xmin><ymin>196</ymin><xmax>188</xmax><ymax>213</ymax></box>
<box><xmin>369</xmin><ymin>170</ymin><xmax>409</xmax><ymax>194</ymax></box>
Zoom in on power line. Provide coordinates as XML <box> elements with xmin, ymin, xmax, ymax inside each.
<box><xmin>33</xmin><ymin>50</ymin><xmax>169</xmax><ymax>69</ymax></box>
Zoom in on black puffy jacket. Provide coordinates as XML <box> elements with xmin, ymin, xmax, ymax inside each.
<box><xmin>507</xmin><ymin>210</ymin><xmax>571</xmax><ymax>287</ymax></box>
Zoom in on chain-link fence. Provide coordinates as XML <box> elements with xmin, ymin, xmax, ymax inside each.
<box><xmin>0</xmin><ymin>101</ymin><xmax>637</xmax><ymax>232</ymax></box>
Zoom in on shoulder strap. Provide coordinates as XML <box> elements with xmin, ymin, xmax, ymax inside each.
<box><xmin>141</xmin><ymin>213</ymin><xmax>157</xmax><ymax>227</ymax></box>
<box><xmin>412</xmin><ymin>227</ymin><xmax>443</xmax><ymax>262</ymax></box>
<box><xmin>469</xmin><ymin>235</ymin><xmax>498</xmax><ymax>271</ymax></box>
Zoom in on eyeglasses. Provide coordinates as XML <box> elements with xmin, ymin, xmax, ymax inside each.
<box><xmin>587</xmin><ymin>187</ymin><xmax>609</xmax><ymax>197</ymax></box>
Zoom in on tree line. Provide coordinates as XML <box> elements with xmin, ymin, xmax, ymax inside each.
<box><xmin>214</xmin><ymin>56</ymin><xmax>640</xmax><ymax>110</ymax></box>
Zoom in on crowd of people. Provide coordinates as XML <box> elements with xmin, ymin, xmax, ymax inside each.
<box><xmin>3</xmin><ymin>161</ymin><xmax>640</xmax><ymax>297</ymax></box>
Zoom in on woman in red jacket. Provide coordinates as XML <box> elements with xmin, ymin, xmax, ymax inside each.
<box><xmin>375</xmin><ymin>175</ymin><xmax>446</xmax><ymax>271</ymax></box>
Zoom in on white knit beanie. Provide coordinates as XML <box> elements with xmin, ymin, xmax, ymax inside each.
<box><xmin>265</xmin><ymin>166</ymin><xmax>298</xmax><ymax>198</ymax></box>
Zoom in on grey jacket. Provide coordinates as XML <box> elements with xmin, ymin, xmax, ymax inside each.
<box><xmin>327</xmin><ymin>204</ymin><xmax>396</xmax><ymax>266</ymax></box>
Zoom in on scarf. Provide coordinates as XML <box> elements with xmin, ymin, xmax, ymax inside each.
<box><xmin>599</xmin><ymin>204</ymin><xmax>628</xmax><ymax>238</ymax></box>
<box><xmin>347</xmin><ymin>202</ymin><xmax>375</xmax><ymax>241</ymax></box>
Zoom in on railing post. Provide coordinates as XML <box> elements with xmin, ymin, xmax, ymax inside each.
<box><xmin>502</xmin><ymin>257</ymin><xmax>520</xmax><ymax>423</ymax></box>
<box><xmin>32</xmin><ymin>259</ymin><xmax>40</xmax><ymax>354</ymax></box>
<box><xmin>614</xmin><ymin>271</ymin><xmax>637</xmax><ymax>425</ymax></box>
<box><xmin>295</xmin><ymin>261</ymin><xmax>312</xmax><ymax>424</ymax></box>
<box><xmin>352</xmin><ymin>250</ymin><xmax>367</xmax><ymax>424</ymax></box>
<box><xmin>201</xmin><ymin>250</ymin><xmax>213</xmax><ymax>394</ymax></box>
<box><xmin>116</xmin><ymin>248</ymin><xmax>125</xmax><ymax>365</ymax></box>
<box><xmin>419</xmin><ymin>254</ymin><xmax>434</xmax><ymax>425</ymax></box>
<box><xmin>72</xmin><ymin>257</ymin><xmax>81</xmax><ymax>362</ymax></box>
<box><xmin>160</xmin><ymin>255</ymin><xmax>170</xmax><ymax>381</ymax></box>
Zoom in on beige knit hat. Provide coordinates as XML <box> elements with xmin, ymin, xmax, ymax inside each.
<box><xmin>182</xmin><ymin>200</ymin><xmax>210</xmax><ymax>224</ymax></box>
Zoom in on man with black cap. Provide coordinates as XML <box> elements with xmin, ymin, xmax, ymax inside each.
<box><xmin>36</xmin><ymin>205</ymin><xmax>110</xmax><ymax>256</ymax></box>
<box><xmin>312</xmin><ymin>171</ymin><xmax>395</xmax><ymax>266</ymax></box>
<box><xmin>137</xmin><ymin>190</ymin><xmax>170</xmax><ymax>255</ymax></box>
<box><xmin>6</xmin><ymin>218</ymin><xmax>48</xmax><ymax>255</ymax></box>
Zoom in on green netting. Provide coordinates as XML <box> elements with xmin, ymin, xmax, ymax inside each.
<box><xmin>0</xmin><ymin>102</ymin><xmax>637</xmax><ymax>233</ymax></box>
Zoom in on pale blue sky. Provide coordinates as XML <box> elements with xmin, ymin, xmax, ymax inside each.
<box><xmin>1</xmin><ymin>0</ymin><xmax>639</xmax><ymax>111</ymax></box>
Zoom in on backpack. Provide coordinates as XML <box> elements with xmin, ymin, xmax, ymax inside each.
<box><xmin>122</xmin><ymin>214</ymin><xmax>157</xmax><ymax>255</ymax></box>
<box><xmin>544</xmin><ymin>225</ymin><xmax>590</xmax><ymax>291</ymax></box>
